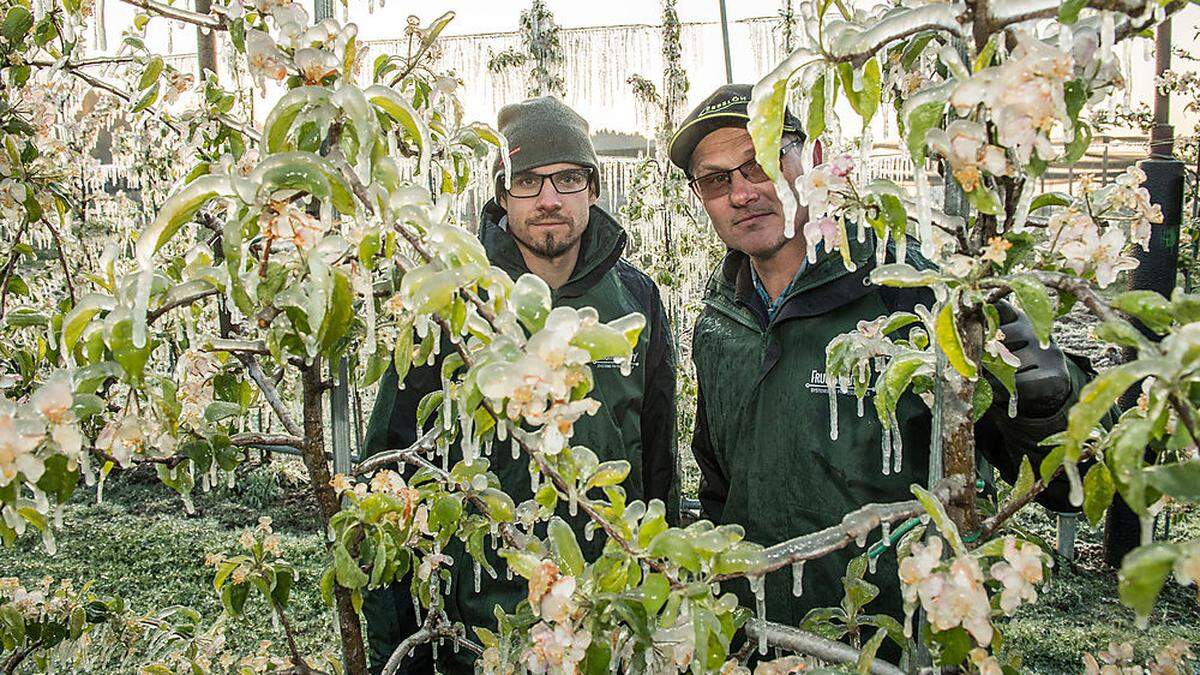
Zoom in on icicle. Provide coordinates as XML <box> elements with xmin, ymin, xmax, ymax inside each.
<box><xmin>511</xmin><ymin>438</ymin><xmax>520</xmax><ymax>459</ymax></box>
<box><xmin>1057</xmin><ymin>24</ymin><xmax>1073</xmax><ymax>54</ymax></box>
<box><xmin>584</xmin><ymin>525</ymin><xmax>594</xmax><ymax>542</ymax></box>
<box><xmin>505</xmin><ymin>566</ymin><xmax>513</xmax><ymax>581</ymax></box>
<box><xmin>904</xmin><ymin>606</ymin><xmax>915</xmax><ymax>638</ymax></box>
<box><xmin>791</xmin><ymin>561</ymin><xmax>804</xmax><ymax>597</ymax></box>
<box><xmin>95</xmin><ymin>0</ymin><xmax>107</xmax><ymax>50</ymax></box>
<box><xmin>855</xmin><ymin>528</ymin><xmax>868</xmax><ymax>548</ymax></box>
<box><xmin>750</xmin><ymin>575</ymin><xmax>768</xmax><ymax>655</ymax></box>
<box><xmin>881</xmin><ymin>421</ymin><xmax>892</xmax><ymax>476</ymax></box>
<box><xmin>856</xmin><ymin>395</ymin><xmax>864</xmax><ymax>418</ymax></box>
<box><xmin>473</xmin><ymin>560</ymin><xmax>481</xmax><ymax>593</ymax></box>
<box><xmin>1010</xmin><ymin>177</ymin><xmax>1037</xmax><ymax>233</ymax></box>
<box><xmin>568</xmin><ymin>487</ymin><xmax>578</xmax><ymax>517</ymax></box>
<box><xmin>432</xmin><ymin>635</ymin><xmax>439</xmax><ymax>662</ymax></box>
<box><xmin>41</xmin><ymin>528</ymin><xmax>57</xmax><ymax>555</ymax></box>
<box><xmin>1008</xmin><ymin>390</ymin><xmax>1019</xmax><ymax>418</ymax></box>
<box><xmin>914</xmin><ymin>163</ymin><xmax>934</xmax><ymax>258</ymax></box>
<box><xmin>826</xmin><ymin>373</ymin><xmax>839</xmax><ymax>441</ymax></box>
<box><xmin>1100</xmin><ymin>13</ymin><xmax>1115</xmax><ymax>63</ymax></box>
<box><xmin>881</xmin><ymin>520</ymin><xmax>891</xmax><ymax>546</ymax></box>
<box><xmin>868</xmin><ymin>553</ymin><xmax>878</xmax><ymax>574</ymax></box>
<box><xmin>1064</xmin><ymin>461</ymin><xmax>1084</xmax><ymax>507</ymax></box>
<box><xmin>412</xmin><ymin>595</ymin><xmax>422</xmax><ymax>625</ymax></box>
<box><xmin>1140</xmin><ymin>514</ymin><xmax>1154</xmax><ymax>546</ymax></box>
<box><xmin>890</xmin><ymin>408</ymin><xmax>903</xmax><ymax>475</ymax></box>
<box><xmin>530</xmin><ymin>468</ymin><xmax>539</xmax><ymax>493</ymax></box>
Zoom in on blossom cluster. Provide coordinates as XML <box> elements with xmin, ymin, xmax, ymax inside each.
<box><xmin>238</xmin><ymin>0</ymin><xmax>360</xmax><ymax>92</ymax></box>
<box><xmin>1083</xmin><ymin>640</ymin><xmax>1194</xmax><ymax>675</ymax></box>
<box><xmin>0</xmin><ymin>372</ymin><xmax>84</xmax><ymax>491</ymax></box>
<box><xmin>795</xmin><ymin>153</ymin><xmax>855</xmax><ymax>264</ymax></box>
<box><xmin>899</xmin><ymin>535</ymin><xmax>1050</xmax><ymax>647</ymax></box>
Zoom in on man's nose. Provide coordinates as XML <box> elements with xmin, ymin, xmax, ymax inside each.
<box><xmin>534</xmin><ymin>180</ymin><xmax>563</xmax><ymax>212</ymax></box>
<box><xmin>728</xmin><ymin>171</ymin><xmax>759</xmax><ymax>208</ymax></box>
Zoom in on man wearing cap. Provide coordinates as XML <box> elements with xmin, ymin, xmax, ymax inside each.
<box><xmin>361</xmin><ymin>96</ymin><xmax>678</xmax><ymax>674</ymax></box>
<box><xmin>668</xmin><ymin>84</ymin><xmax>1088</xmax><ymax>632</ymax></box>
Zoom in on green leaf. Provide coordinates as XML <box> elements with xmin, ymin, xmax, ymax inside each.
<box><xmin>1007</xmin><ymin>275</ymin><xmax>1056</xmax><ymax>347</ymax></box>
<box><xmin>263</xmin><ymin>86</ymin><xmax>332</xmax><ymax>153</ymax></box>
<box><xmin>647</xmin><ymin>529</ymin><xmax>701</xmax><ymax>573</ymax></box>
<box><xmin>806</xmin><ymin>74</ymin><xmax>829</xmax><ymax>139</ymax></box>
<box><xmin>2</xmin><ymin>6</ymin><xmax>34</xmax><ymax>42</ymax></box>
<box><xmin>641</xmin><ymin>573</ymin><xmax>670</xmax><ymax>617</ymax></box>
<box><xmin>874</xmin><ymin>353</ymin><xmax>930</xmax><ymax>427</ymax></box>
<box><xmin>511</xmin><ymin>274</ymin><xmax>552</xmax><ymax>333</ymax></box>
<box><xmin>906</xmin><ymin>100</ymin><xmax>945</xmax><ymax>164</ymax></box>
<box><xmin>1063</xmin><ymin>121</ymin><xmax>1092</xmax><ymax>163</ymax></box>
<box><xmin>1112</xmin><ymin>290</ymin><xmax>1173</xmax><ymax>335</ymax></box>
<box><xmin>857</xmin><ymin>628</ymin><xmax>888</xmax><ymax>674</ymax></box>
<box><xmin>132</xmin><ymin>82</ymin><xmax>159</xmax><ymax>113</ymax></box>
<box><xmin>912</xmin><ymin>484</ymin><xmax>965</xmax><ymax>556</ymax></box>
<box><xmin>1083</xmin><ymin>462</ymin><xmax>1116</xmax><ymax>525</ymax></box>
<box><xmin>964</xmin><ymin>184</ymin><xmax>1002</xmax><ymax>215</ymax></box>
<box><xmin>935</xmin><ymin>302</ymin><xmax>977</xmax><ymax>379</ymax></box>
<box><xmin>139</xmin><ymin>56</ymin><xmax>164</xmax><ymax>90</ymax></box>
<box><xmin>1030</xmin><ymin>192</ymin><xmax>1072</xmax><ymax>212</ymax></box>
<box><xmin>837</xmin><ymin>58</ymin><xmax>881</xmax><ymax>125</ymax></box>
<box><xmin>1065</xmin><ymin>359</ymin><xmax>1165</xmax><ymax>459</ymax></box>
<box><xmin>1118</xmin><ymin>542</ymin><xmax>1179</xmax><ymax>621</ymax></box>
<box><xmin>136</xmin><ymin>174</ymin><xmax>245</xmax><ymax>260</ymax></box>
<box><xmin>333</xmin><ymin>545</ymin><xmax>369</xmax><ymax>589</ymax></box>
<box><xmin>1059</xmin><ymin>0</ymin><xmax>1087</xmax><ymax>23</ymax></box>
<box><xmin>1144</xmin><ymin>461</ymin><xmax>1200</xmax><ymax>501</ymax></box>
<box><xmin>586</xmin><ymin>460</ymin><xmax>630</xmax><ymax>490</ymax></box>
<box><xmin>318</xmin><ymin>268</ymin><xmax>354</xmax><ymax>355</ymax></box>
<box><xmin>548</xmin><ymin>517</ymin><xmax>585</xmax><ymax>576</ymax></box>
<box><xmin>972</xmin><ymin>377</ymin><xmax>993</xmax><ymax>422</ymax></box>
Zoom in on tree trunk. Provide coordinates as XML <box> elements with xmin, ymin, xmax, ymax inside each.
<box><xmin>194</xmin><ymin>0</ymin><xmax>218</xmax><ymax>79</ymax></box>
<box><xmin>301</xmin><ymin>361</ymin><xmax>368</xmax><ymax>674</ymax></box>
<box><xmin>943</xmin><ymin>311</ymin><xmax>982</xmax><ymax>534</ymax></box>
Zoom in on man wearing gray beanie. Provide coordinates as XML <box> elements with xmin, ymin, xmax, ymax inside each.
<box><xmin>361</xmin><ymin>96</ymin><xmax>678</xmax><ymax>674</ymax></box>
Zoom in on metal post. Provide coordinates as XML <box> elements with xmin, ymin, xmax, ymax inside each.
<box><xmin>1107</xmin><ymin>17</ymin><xmax>1184</xmax><ymax>568</ymax></box>
<box><xmin>718</xmin><ymin>0</ymin><xmax>733</xmax><ymax>84</ymax></box>
<box><xmin>1057</xmin><ymin>513</ymin><xmax>1078</xmax><ymax>561</ymax></box>
<box><xmin>330</xmin><ymin>357</ymin><xmax>353</xmax><ymax>476</ymax></box>
<box><xmin>194</xmin><ymin>0</ymin><xmax>218</xmax><ymax>79</ymax></box>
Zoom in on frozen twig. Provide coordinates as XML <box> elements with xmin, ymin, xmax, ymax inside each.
<box><xmin>117</xmin><ymin>0</ymin><xmax>225</xmax><ymax>30</ymax></box>
<box><xmin>744</xmin><ymin>619</ymin><xmax>906</xmax><ymax>675</ymax></box>
<box><xmin>235</xmin><ymin>353</ymin><xmax>303</xmax><ymax>438</ymax></box>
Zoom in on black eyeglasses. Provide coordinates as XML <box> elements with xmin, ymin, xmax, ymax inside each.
<box><xmin>506</xmin><ymin>167</ymin><xmax>594</xmax><ymax>198</ymax></box>
<box><xmin>688</xmin><ymin>139</ymin><xmax>803</xmax><ymax>200</ymax></box>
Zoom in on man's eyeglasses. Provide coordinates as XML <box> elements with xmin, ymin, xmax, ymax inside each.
<box><xmin>688</xmin><ymin>139</ymin><xmax>803</xmax><ymax>200</ymax></box>
<box><xmin>506</xmin><ymin>167</ymin><xmax>594</xmax><ymax>198</ymax></box>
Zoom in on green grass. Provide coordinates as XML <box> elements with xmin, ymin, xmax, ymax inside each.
<box><xmin>3</xmin><ymin>461</ymin><xmax>1198</xmax><ymax>673</ymax></box>
<box><xmin>0</xmin><ymin>461</ymin><xmax>335</xmax><ymax>671</ymax></box>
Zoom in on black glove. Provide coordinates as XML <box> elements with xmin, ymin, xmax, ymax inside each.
<box><xmin>993</xmin><ymin>301</ymin><xmax>1072</xmax><ymax>418</ymax></box>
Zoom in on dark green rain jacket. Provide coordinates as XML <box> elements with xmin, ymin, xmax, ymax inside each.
<box><xmin>691</xmin><ymin>234</ymin><xmax>1087</xmax><ymax>632</ymax></box>
<box><xmin>361</xmin><ymin>200</ymin><xmax>678</xmax><ymax>674</ymax></box>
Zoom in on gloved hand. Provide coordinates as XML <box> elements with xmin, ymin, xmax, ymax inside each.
<box><xmin>992</xmin><ymin>301</ymin><xmax>1072</xmax><ymax>418</ymax></box>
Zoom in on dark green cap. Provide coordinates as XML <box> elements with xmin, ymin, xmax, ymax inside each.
<box><xmin>667</xmin><ymin>83</ymin><xmax>803</xmax><ymax>176</ymax></box>
<box><xmin>491</xmin><ymin>96</ymin><xmax>600</xmax><ymax>194</ymax></box>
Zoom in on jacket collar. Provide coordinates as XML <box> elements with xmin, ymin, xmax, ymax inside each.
<box><xmin>707</xmin><ymin>232</ymin><xmax>879</xmax><ymax>329</ymax></box>
<box><xmin>479</xmin><ymin>199</ymin><xmax>627</xmax><ymax>299</ymax></box>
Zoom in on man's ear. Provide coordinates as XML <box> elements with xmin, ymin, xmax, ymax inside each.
<box><xmin>498</xmin><ymin>191</ymin><xmax>507</xmax><ymax>211</ymax></box>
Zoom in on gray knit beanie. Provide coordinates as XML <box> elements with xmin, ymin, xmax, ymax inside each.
<box><xmin>491</xmin><ymin>96</ymin><xmax>600</xmax><ymax>195</ymax></box>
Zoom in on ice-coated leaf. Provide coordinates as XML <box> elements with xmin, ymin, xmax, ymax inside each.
<box><xmin>912</xmin><ymin>484</ymin><xmax>965</xmax><ymax>556</ymax></box>
<box><xmin>1083</xmin><ymin>462</ymin><xmax>1116</xmax><ymax>525</ymax></box>
<box><xmin>62</xmin><ymin>294</ymin><xmax>115</xmax><ymax>352</ymax></box>
<box><xmin>640</xmin><ymin>572</ymin><xmax>670</xmax><ymax>617</ymax></box>
<box><xmin>586</xmin><ymin>460</ymin><xmax>630</xmax><ymax>490</ymax></box>
<box><xmin>1065</xmin><ymin>359</ymin><xmax>1166</xmax><ymax>459</ymax></box>
<box><xmin>548</xmin><ymin>516</ymin><xmax>585</xmax><ymax>576</ymax></box>
<box><xmin>935</xmin><ymin>302</ymin><xmax>977</xmax><ymax>379</ymax></box>
<box><xmin>366</xmin><ymin>85</ymin><xmax>432</xmax><ymax>180</ymax></box>
<box><xmin>1118</xmin><ymin>542</ymin><xmax>1179</xmax><ymax>623</ymax></box>
<box><xmin>138</xmin><ymin>56</ymin><xmax>163</xmax><ymax>91</ymax></box>
<box><xmin>874</xmin><ymin>352</ymin><xmax>932</xmax><ymax>428</ymax></box>
<box><xmin>1112</xmin><ymin>290</ymin><xmax>1174</xmax><ymax>335</ymax></box>
<box><xmin>1144</xmin><ymin>461</ymin><xmax>1200</xmax><ymax>502</ymax></box>
<box><xmin>837</xmin><ymin>57</ymin><xmax>881</xmax><ymax>125</ymax></box>
<box><xmin>869</xmin><ymin>263</ymin><xmax>942</xmax><ymax>288</ymax></box>
<box><xmin>1006</xmin><ymin>274</ymin><xmax>1056</xmax><ymax>347</ymax></box>
<box><xmin>136</xmin><ymin>175</ymin><xmax>245</xmax><ymax>263</ymax></box>
<box><xmin>263</xmin><ymin>86</ymin><xmax>333</xmax><ymax>153</ymax></box>
<box><xmin>1029</xmin><ymin>192</ymin><xmax>1072</xmax><ymax>212</ymax></box>
<box><xmin>510</xmin><ymin>273</ymin><xmax>551</xmax><ymax>333</ymax></box>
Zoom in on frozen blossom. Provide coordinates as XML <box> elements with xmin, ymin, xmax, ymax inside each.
<box><xmin>0</xmin><ymin>400</ymin><xmax>45</xmax><ymax>487</ymax></box>
<box><xmin>988</xmin><ymin>537</ymin><xmax>1047</xmax><ymax>614</ymax></box>
<box><xmin>924</xmin><ymin>119</ymin><xmax>1009</xmax><ymax>193</ymax></box>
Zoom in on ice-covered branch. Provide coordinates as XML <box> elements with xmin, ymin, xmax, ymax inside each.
<box><xmin>351</xmin><ymin>428</ymin><xmax>440</xmax><ymax>476</ymax></box>
<box><xmin>203</xmin><ymin>338</ymin><xmax>271</xmax><ymax>355</ymax></box>
<box><xmin>229</xmin><ymin>432</ymin><xmax>304</xmax><ymax>449</ymax></box>
<box><xmin>117</xmin><ymin>0</ymin><xmax>225</xmax><ymax>31</ymax></box>
<box><xmin>235</xmin><ymin>353</ymin><xmax>303</xmax><ymax>439</ymax></box>
<box><xmin>30</xmin><ymin>60</ymin><xmax>184</xmax><ymax>135</ymax></box>
<box><xmin>985</xmin><ymin>0</ymin><xmax>1149</xmax><ymax>31</ymax></box>
<box><xmin>382</xmin><ymin>610</ymin><xmax>482</xmax><ymax>675</ymax></box>
<box><xmin>147</xmin><ymin>287</ymin><xmax>220</xmax><ymax>324</ymax></box>
<box><xmin>715</xmin><ymin>476</ymin><xmax>967</xmax><ymax>582</ymax></box>
<box><xmin>825</xmin><ymin>4</ymin><xmax>965</xmax><ymax>66</ymax></box>
<box><xmin>744</xmin><ymin>619</ymin><xmax>906</xmax><ymax>675</ymax></box>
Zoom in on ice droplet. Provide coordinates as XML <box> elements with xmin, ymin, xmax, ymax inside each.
<box><xmin>1064</xmin><ymin>461</ymin><xmax>1084</xmax><ymax>507</ymax></box>
<box><xmin>792</xmin><ymin>561</ymin><xmax>805</xmax><ymax>597</ymax></box>
<box><xmin>512</xmin><ymin>440</ymin><xmax>521</xmax><ymax>460</ymax></box>
<box><xmin>868</xmin><ymin>553</ymin><xmax>878</xmax><ymax>574</ymax></box>
<box><xmin>568</xmin><ymin>488</ymin><xmax>578</xmax><ymax>517</ymax></box>
<box><xmin>584</xmin><ymin>525</ymin><xmax>594</xmax><ymax>542</ymax></box>
<box><xmin>827</xmin><ymin>373</ymin><xmax>839</xmax><ymax>441</ymax></box>
<box><xmin>506</xmin><ymin>566</ymin><xmax>513</xmax><ymax>581</ymax></box>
